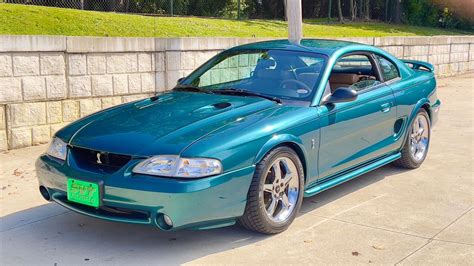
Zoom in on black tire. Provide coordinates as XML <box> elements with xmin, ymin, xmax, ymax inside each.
<box><xmin>238</xmin><ymin>146</ymin><xmax>304</xmax><ymax>234</ymax></box>
<box><xmin>394</xmin><ymin>109</ymin><xmax>431</xmax><ymax>169</ymax></box>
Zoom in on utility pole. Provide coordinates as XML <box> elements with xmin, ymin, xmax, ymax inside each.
<box><xmin>287</xmin><ymin>0</ymin><xmax>303</xmax><ymax>44</ymax></box>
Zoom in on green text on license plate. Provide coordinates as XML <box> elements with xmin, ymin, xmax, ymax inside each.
<box><xmin>67</xmin><ymin>179</ymin><xmax>100</xmax><ymax>208</ymax></box>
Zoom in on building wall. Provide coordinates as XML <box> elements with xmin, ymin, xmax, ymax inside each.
<box><xmin>0</xmin><ymin>35</ymin><xmax>473</xmax><ymax>150</ymax></box>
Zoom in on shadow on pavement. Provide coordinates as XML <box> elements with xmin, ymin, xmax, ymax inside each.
<box><xmin>300</xmin><ymin>164</ymin><xmax>407</xmax><ymax>214</ymax></box>
<box><xmin>1</xmin><ymin>164</ymin><xmax>407</xmax><ymax>265</ymax></box>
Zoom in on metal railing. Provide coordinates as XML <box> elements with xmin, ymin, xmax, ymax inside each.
<box><xmin>3</xmin><ymin>0</ymin><xmax>471</xmax><ymax>30</ymax></box>
<box><xmin>4</xmin><ymin>0</ymin><xmax>248</xmax><ymax>19</ymax></box>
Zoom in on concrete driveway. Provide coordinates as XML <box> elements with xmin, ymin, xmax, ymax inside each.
<box><xmin>1</xmin><ymin>73</ymin><xmax>473</xmax><ymax>265</ymax></box>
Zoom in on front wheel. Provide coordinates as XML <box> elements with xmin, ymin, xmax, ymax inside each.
<box><xmin>238</xmin><ymin>146</ymin><xmax>304</xmax><ymax>234</ymax></box>
<box><xmin>394</xmin><ymin>109</ymin><xmax>431</xmax><ymax>169</ymax></box>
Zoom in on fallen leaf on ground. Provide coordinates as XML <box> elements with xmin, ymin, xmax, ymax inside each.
<box><xmin>13</xmin><ymin>169</ymin><xmax>23</xmax><ymax>176</ymax></box>
<box><xmin>352</xmin><ymin>251</ymin><xmax>360</xmax><ymax>256</ymax></box>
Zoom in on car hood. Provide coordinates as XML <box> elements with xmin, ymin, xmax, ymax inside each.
<box><xmin>65</xmin><ymin>92</ymin><xmax>278</xmax><ymax>156</ymax></box>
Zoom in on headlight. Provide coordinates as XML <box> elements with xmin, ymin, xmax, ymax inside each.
<box><xmin>133</xmin><ymin>155</ymin><xmax>222</xmax><ymax>178</ymax></box>
<box><xmin>47</xmin><ymin>137</ymin><xmax>67</xmax><ymax>161</ymax></box>
<box><xmin>175</xmin><ymin>158</ymin><xmax>222</xmax><ymax>178</ymax></box>
<box><xmin>132</xmin><ymin>155</ymin><xmax>179</xmax><ymax>176</ymax></box>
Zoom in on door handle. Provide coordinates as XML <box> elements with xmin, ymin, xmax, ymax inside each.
<box><xmin>380</xmin><ymin>103</ymin><xmax>391</xmax><ymax>113</ymax></box>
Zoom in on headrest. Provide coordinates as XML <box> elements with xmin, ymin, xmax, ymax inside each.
<box><xmin>256</xmin><ymin>58</ymin><xmax>276</xmax><ymax>68</ymax></box>
<box><xmin>329</xmin><ymin>73</ymin><xmax>359</xmax><ymax>84</ymax></box>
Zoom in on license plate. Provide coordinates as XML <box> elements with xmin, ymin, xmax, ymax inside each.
<box><xmin>67</xmin><ymin>179</ymin><xmax>100</xmax><ymax>208</ymax></box>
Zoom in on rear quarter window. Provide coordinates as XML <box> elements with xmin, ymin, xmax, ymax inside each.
<box><xmin>375</xmin><ymin>55</ymin><xmax>400</xmax><ymax>82</ymax></box>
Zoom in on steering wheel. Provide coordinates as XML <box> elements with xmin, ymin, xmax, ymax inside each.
<box><xmin>279</xmin><ymin>79</ymin><xmax>312</xmax><ymax>96</ymax></box>
<box><xmin>287</xmin><ymin>66</ymin><xmax>298</xmax><ymax>80</ymax></box>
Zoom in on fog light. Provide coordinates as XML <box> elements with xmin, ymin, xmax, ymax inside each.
<box><xmin>163</xmin><ymin>214</ymin><xmax>173</xmax><ymax>227</ymax></box>
<box><xmin>156</xmin><ymin>213</ymin><xmax>173</xmax><ymax>230</ymax></box>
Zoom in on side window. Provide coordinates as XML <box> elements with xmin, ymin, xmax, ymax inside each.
<box><xmin>330</xmin><ymin>54</ymin><xmax>381</xmax><ymax>92</ymax></box>
<box><xmin>375</xmin><ymin>55</ymin><xmax>400</xmax><ymax>82</ymax></box>
<box><xmin>335</xmin><ymin>54</ymin><xmax>372</xmax><ymax>68</ymax></box>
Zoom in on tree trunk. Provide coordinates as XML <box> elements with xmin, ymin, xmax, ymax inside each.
<box><xmin>353</xmin><ymin>0</ymin><xmax>358</xmax><ymax>19</ymax></box>
<box><xmin>364</xmin><ymin>0</ymin><xmax>370</xmax><ymax>20</ymax></box>
<box><xmin>349</xmin><ymin>0</ymin><xmax>355</xmax><ymax>21</ymax></box>
<box><xmin>336</xmin><ymin>0</ymin><xmax>344</xmax><ymax>23</ymax></box>
<box><xmin>328</xmin><ymin>0</ymin><xmax>332</xmax><ymax>20</ymax></box>
<box><xmin>394</xmin><ymin>0</ymin><xmax>401</xmax><ymax>23</ymax></box>
<box><xmin>319</xmin><ymin>0</ymin><xmax>328</xmax><ymax>18</ymax></box>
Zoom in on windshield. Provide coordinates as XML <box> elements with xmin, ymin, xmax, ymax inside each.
<box><xmin>180</xmin><ymin>49</ymin><xmax>327</xmax><ymax>105</ymax></box>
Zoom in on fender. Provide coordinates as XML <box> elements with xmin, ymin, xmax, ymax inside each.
<box><xmin>253</xmin><ymin>134</ymin><xmax>309</xmax><ymax>181</ymax></box>
<box><xmin>399</xmin><ymin>98</ymin><xmax>431</xmax><ymax>148</ymax></box>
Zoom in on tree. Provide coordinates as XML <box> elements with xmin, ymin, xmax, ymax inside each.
<box><xmin>328</xmin><ymin>0</ymin><xmax>332</xmax><ymax>20</ymax></box>
<box><xmin>349</xmin><ymin>0</ymin><xmax>355</xmax><ymax>20</ymax></box>
<box><xmin>394</xmin><ymin>0</ymin><xmax>401</xmax><ymax>23</ymax></box>
<box><xmin>364</xmin><ymin>0</ymin><xmax>370</xmax><ymax>20</ymax></box>
<box><xmin>336</xmin><ymin>0</ymin><xmax>344</xmax><ymax>22</ymax></box>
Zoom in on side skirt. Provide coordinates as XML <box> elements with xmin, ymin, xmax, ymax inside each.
<box><xmin>304</xmin><ymin>153</ymin><xmax>401</xmax><ymax>197</ymax></box>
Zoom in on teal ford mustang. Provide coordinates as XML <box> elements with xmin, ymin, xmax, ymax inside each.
<box><xmin>37</xmin><ymin>39</ymin><xmax>440</xmax><ymax>234</ymax></box>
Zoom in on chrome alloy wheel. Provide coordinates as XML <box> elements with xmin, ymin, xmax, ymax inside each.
<box><xmin>262</xmin><ymin>156</ymin><xmax>300</xmax><ymax>223</ymax></box>
<box><xmin>410</xmin><ymin>114</ymin><xmax>430</xmax><ymax>162</ymax></box>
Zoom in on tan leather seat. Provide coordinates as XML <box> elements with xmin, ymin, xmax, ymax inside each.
<box><xmin>329</xmin><ymin>73</ymin><xmax>360</xmax><ymax>92</ymax></box>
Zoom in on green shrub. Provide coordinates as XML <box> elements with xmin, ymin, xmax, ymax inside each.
<box><xmin>403</xmin><ymin>0</ymin><xmax>472</xmax><ymax>30</ymax></box>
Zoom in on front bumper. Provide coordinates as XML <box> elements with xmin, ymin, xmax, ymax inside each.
<box><xmin>36</xmin><ymin>154</ymin><xmax>255</xmax><ymax>230</ymax></box>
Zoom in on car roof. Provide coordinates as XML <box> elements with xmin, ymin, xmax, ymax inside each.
<box><xmin>228</xmin><ymin>39</ymin><xmax>369</xmax><ymax>56</ymax></box>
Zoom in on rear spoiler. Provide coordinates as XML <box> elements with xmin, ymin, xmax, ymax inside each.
<box><xmin>401</xmin><ymin>59</ymin><xmax>434</xmax><ymax>72</ymax></box>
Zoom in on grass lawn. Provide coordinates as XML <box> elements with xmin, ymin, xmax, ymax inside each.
<box><xmin>0</xmin><ymin>4</ymin><xmax>471</xmax><ymax>37</ymax></box>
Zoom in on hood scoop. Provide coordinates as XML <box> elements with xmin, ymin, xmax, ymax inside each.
<box><xmin>213</xmin><ymin>102</ymin><xmax>231</xmax><ymax>109</ymax></box>
<box><xmin>194</xmin><ymin>102</ymin><xmax>232</xmax><ymax>114</ymax></box>
<box><xmin>134</xmin><ymin>94</ymin><xmax>175</xmax><ymax>109</ymax></box>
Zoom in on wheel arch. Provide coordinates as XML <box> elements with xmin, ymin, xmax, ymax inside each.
<box><xmin>408</xmin><ymin>99</ymin><xmax>432</xmax><ymax>127</ymax></box>
<box><xmin>400</xmin><ymin>98</ymin><xmax>432</xmax><ymax>148</ymax></box>
<box><xmin>253</xmin><ymin>134</ymin><xmax>309</xmax><ymax>183</ymax></box>
<box><xmin>421</xmin><ymin>102</ymin><xmax>432</xmax><ymax>121</ymax></box>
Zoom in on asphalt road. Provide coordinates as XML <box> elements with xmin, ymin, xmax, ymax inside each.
<box><xmin>1</xmin><ymin>73</ymin><xmax>473</xmax><ymax>265</ymax></box>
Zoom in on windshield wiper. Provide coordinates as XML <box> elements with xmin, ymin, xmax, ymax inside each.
<box><xmin>173</xmin><ymin>85</ymin><xmax>214</xmax><ymax>94</ymax></box>
<box><xmin>213</xmin><ymin>88</ymin><xmax>282</xmax><ymax>104</ymax></box>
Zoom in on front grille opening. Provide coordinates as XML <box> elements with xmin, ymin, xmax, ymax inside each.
<box><xmin>71</xmin><ymin>146</ymin><xmax>132</xmax><ymax>174</ymax></box>
<box><xmin>57</xmin><ymin>195</ymin><xmax>150</xmax><ymax>222</ymax></box>
<box><xmin>99</xmin><ymin>205</ymin><xmax>149</xmax><ymax>221</ymax></box>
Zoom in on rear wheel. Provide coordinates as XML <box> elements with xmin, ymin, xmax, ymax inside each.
<box><xmin>238</xmin><ymin>146</ymin><xmax>304</xmax><ymax>234</ymax></box>
<box><xmin>394</xmin><ymin>109</ymin><xmax>430</xmax><ymax>169</ymax></box>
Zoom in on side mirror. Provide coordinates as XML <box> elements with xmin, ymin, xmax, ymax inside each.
<box><xmin>177</xmin><ymin>77</ymin><xmax>185</xmax><ymax>84</ymax></box>
<box><xmin>322</xmin><ymin>87</ymin><xmax>358</xmax><ymax>105</ymax></box>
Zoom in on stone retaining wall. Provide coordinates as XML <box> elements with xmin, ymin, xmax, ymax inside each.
<box><xmin>0</xmin><ymin>35</ymin><xmax>473</xmax><ymax>150</ymax></box>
